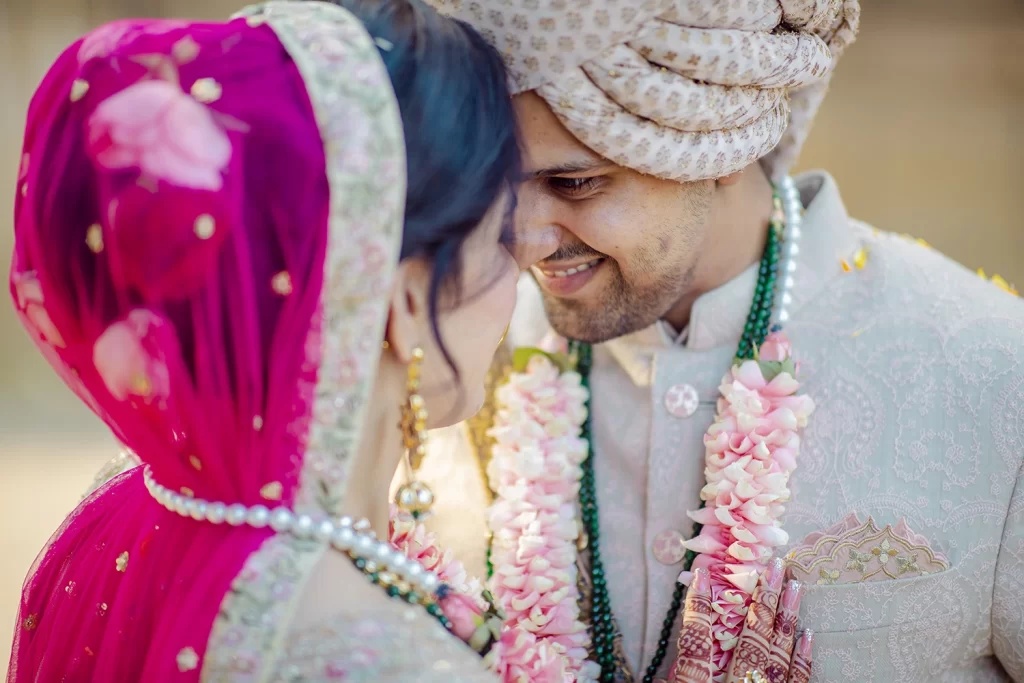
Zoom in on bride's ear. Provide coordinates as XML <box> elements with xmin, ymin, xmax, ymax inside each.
<box><xmin>384</xmin><ymin>258</ymin><xmax>430</xmax><ymax>364</ymax></box>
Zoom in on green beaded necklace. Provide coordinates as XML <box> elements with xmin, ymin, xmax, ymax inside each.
<box><xmin>571</xmin><ymin>187</ymin><xmax>785</xmax><ymax>683</ymax></box>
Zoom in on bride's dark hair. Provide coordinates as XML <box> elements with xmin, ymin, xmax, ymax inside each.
<box><xmin>328</xmin><ymin>0</ymin><xmax>521</xmax><ymax>368</ymax></box>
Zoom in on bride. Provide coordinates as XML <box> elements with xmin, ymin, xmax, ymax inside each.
<box><xmin>7</xmin><ymin>1</ymin><xmax>811</xmax><ymax>681</ymax></box>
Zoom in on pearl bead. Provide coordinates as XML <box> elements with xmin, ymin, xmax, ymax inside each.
<box><xmin>315</xmin><ymin>520</ymin><xmax>336</xmax><ymax>542</ymax></box>
<box><xmin>423</xmin><ymin>574</ymin><xmax>439</xmax><ymax>591</ymax></box>
<box><xmin>339</xmin><ymin>515</ymin><xmax>353</xmax><ymax>528</ymax></box>
<box><xmin>784</xmin><ymin>275</ymin><xmax>796</xmax><ymax>290</ymax></box>
<box><xmin>390</xmin><ymin>555</ymin><xmax>408</xmax><ymax>572</ymax></box>
<box><xmin>207</xmin><ymin>502</ymin><xmax>227</xmax><ymax>525</ymax></box>
<box><xmin>294</xmin><ymin>515</ymin><xmax>314</xmax><ymax>538</ymax></box>
<box><xmin>355</xmin><ymin>534</ymin><xmax>375</xmax><ymax>554</ymax></box>
<box><xmin>782</xmin><ymin>293</ymin><xmax>793</xmax><ymax>306</ymax></box>
<box><xmin>172</xmin><ymin>496</ymin><xmax>187</xmax><ymax>516</ymax></box>
<box><xmin>407</xmin><ymin>563</ymin><xmax>423</xmax><ymax>579</ymax></box>
<box><xmin>331</xmin><ymin>526</ymin><xmax>355</xmax><ymax>551</ymax></box>
<box><xmin>226</xmin><ymin>504</ymin><xmax>248</xmax><ymax>527</ymax></box>
<box><xmin>778</xmin><ymin>309</ymin><xmax>790</xmax><ymax>323</ymax></box>
<box><xmin>247</xmin><ymin>505</ymin><xmax>271</xmax><ymax>528</ymax></box>
<box><xmin>190</xmin><ymin>501</ymin><xmax>208</xmax><ymax>521</ymax></box>
<box><xmin>786</xmin><ymin>261</ymin><xmax>797</xmax><ymax>273</ymax></box>
<box><xmin>269</xmin><ymin>507</ymin><xmax>293</xmax><ymax>532</ymax></box>
<box><xmin>786</xmin><ymin>243</ymin><xmax>800</xmax><ymax>258</ymax></box>
<box><xmin>375</xmin><ymin>543</ymin><xmax>393</xmax><ymax>563</ymax></box>
<box><xmin>789</xmin><ymin>226</ymin><xmax>802</xmax><ymax>240</ymax></box>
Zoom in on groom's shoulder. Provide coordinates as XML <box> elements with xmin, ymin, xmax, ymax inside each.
<box><xmin>849</xmin><ymin>219</ymin><xmax>1024</xmax><ymax>327</ymax></box>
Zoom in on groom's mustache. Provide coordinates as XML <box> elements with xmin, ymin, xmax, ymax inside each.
<box><xmin>541</xmin><ymin>243</ymin><xmax>605</xmax><ymax>266</ymax></box>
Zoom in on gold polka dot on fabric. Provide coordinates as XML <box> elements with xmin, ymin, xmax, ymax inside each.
<box><xmin>172</xmin><ymin>36</ymin><xmax>200</xmax><ymax>63</ymax></box>
<box><xmin>115</xmin><ymin>551</ymin><xmax>129</xmax><ymax>573</ymax></box>
<box><xmin>176</xmin><ymin>647</ymin><xmax>199</xmax><ymax>673</ymax></box>
<box><xmin>271</xmin><ymin>271</ymin><xmax>293</xmax><ymax>296</ymax></box>
<box><xmin>193</xmin><ymin>214</ymin><xmax>216</xmax><ymax>239</ymax></box>
<box><xmin>190</xmin><ymin>78</ymin><xmax>222</xmax><ymax>104</ymax></box>
<box><xmin>86</xmin><ymin>224</ymin><xmax>104</xmax><ymax>253</ymax></box>
<box><xmin>189</xmin><ymin>455</ymin><xmax>203</xmax><ymax>471</ymax></box>
<box><xmin>259</xmin><ymin>481</ymin><xmax>283</xmax><ymax>501</ymax></box>
<box><xmin>181</xmin><ymin>487</ymin><xmax>195</xmax><ymax>498</ymax></box>
<box><xmin>70</xmin><ymin>79</ymin><xmax>89</xmax><ymax>102</ymax></box>
<box><xmin>252</xmin><ymin>415</ymin><xmax>264</xmax><ymax>431</ymax></box>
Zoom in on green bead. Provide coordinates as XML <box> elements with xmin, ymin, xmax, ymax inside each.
<box><xmin>386</xmin><ymin>585</ymin><xmax>400</xmax><ymax>598</ymax></box>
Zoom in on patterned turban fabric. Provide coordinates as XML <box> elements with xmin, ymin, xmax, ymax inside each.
<box><xmin>426</xmin><ymin>0</ymin><xmax>860</xmax><ymax>181</ymax></box>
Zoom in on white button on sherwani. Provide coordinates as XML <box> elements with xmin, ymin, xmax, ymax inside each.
<box><xmin>416</xmin><ymin>172</ymin><xmax>1024</xmax><ymax>682</ymax></box>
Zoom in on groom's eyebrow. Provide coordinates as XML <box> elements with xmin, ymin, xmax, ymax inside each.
<box><xmin>527</xmin><ymin>159</ymin><xmax>613</xmax><ymax>179</ymax></box>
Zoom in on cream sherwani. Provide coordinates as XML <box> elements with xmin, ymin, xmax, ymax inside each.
<box><xmin>419</xmin><ymin>172</ymin><xmax>1024</xmax><ymax>682</ymax></box>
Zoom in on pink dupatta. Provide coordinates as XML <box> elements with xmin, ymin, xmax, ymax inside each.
<box><xmin>8</xmin><ymin>3</ymin><xmax>406</xmax><ymax>680</ymax></box>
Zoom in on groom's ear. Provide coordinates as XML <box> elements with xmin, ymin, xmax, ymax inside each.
<box><xmin>385</xmin><ymin>257</ymin><xmax>431</xmax><ymax>364</ymax></box>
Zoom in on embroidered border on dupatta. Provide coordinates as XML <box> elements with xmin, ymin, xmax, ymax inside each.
<box><xmin>203</xmin><ymin>2</ymin><xmax>406</xmax><ymax>680</ymax></box>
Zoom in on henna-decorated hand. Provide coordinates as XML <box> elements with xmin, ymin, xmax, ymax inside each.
<box><xmin>672</xmin><ymin>559</ymin><xmax>814</xmax><ymax>683</ymax></box>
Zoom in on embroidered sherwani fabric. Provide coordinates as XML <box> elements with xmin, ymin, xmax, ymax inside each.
<box><xmin>420</xmin><ymin>171</ymin><xmax>1024</xmax><ymax>682</ymax></box>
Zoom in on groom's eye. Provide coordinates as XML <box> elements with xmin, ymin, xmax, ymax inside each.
<box><xmin>547</xmin><ymin>176</ymin><xmax>599</xmax><ymax>196</ymax></box>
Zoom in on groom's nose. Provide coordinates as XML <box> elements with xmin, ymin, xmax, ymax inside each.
<box><xmin>510</xmin><ymin>187</ymin><xmax>560</xmax><ymax>269</ymax></box>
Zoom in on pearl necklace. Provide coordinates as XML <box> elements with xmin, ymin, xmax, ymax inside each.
<box><xmin>142</xmin><ymin>467</ymin><xmax>448</xmax><ymax>621</ymax></box>
<box><xmin>774</xmin><ymin>175</ymin><xmax>803</xmax><ymax>325</ymax></box>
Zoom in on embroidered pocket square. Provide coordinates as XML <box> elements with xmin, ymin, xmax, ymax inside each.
<box><xmin>786</xmin><ymin>513</ymin><xmax>949</xmax><ymax>585</ymax></box>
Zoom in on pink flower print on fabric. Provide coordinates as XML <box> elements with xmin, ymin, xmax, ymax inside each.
<box><xmin>87</xmin><ymin>80</ymin><xmax>231</xmax><ymax>191</ymax></box>
<box><xmin>93</xmin><ymin>309</ymin><xmax>170</xmax><ymax>401</ymax></box>
<box><xmin>77</xmin><ymin>19</ymin><xmax>190</xmax><ymax>65</ymax></box>
<box><xmin>12</xmin><ymin>271</ymin><xmax>65</xmax><ymax>348</ymax></box>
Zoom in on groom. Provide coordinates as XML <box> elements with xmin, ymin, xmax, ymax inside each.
<box><xmin>418</xmin><ymin>1</ymin><xmax>1024</xmax><ymax>681</ymax></box>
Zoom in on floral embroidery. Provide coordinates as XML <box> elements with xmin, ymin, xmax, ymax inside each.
<box><xmin>87</xmin><ymin>79</ymin><xmax>232</xmax><ymax>191</ymax></box>
<box><xmin>871</xmin><ymin>538</ymin><xmax>893</xmax><ymax>564</ymax></box>
<box><xmin>12</xmin><ymin>271</ymin><xmax>65</xmax><ymax>348</ymax></box>
<box><xmin>93</xmin><ymin>309</ymin><xmax>170</xmax><ymax>402</ymax></box>
<box><xmin>115</xmin><ymin>551</ymin><xmax>129</xmax><ymax>573</ymax></box>
<box><xmin>78</xmin><ymin>19</ymin><xmax>190</xmax><ymax>65</ymax></box>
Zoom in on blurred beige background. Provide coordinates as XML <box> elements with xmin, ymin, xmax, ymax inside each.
<box><xmin>0</xmin><ymin>0</ymin><xmax>1022</xmax><ymax>668</ymax></box>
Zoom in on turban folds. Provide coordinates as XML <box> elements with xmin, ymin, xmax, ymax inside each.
<box><xmin>427</xmin><ymin>0</ymin><xmax>860</xmax><ymax>181</ymax></box>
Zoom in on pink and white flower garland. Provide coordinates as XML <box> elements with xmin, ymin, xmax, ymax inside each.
<box><xmin>677</xmin><ymin>332</ymin><xmax>815</xmax><ymax>675</ymax></box>
<box><xmin>485</xmin><ymin>353</ymin><xmax>601</xmax><ymax>683</ymax></box>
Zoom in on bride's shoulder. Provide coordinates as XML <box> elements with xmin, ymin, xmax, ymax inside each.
<box><xmin>268</xmin><ymin>552</ymin><xmax>496</xmax><ymax>682</ymax></box>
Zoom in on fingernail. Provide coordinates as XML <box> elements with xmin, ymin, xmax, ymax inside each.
<box><xmin>766</xmin><ymin>557</ymin><xmax>786</xmax><ymax>590</ymax></box>
<box><xmin>782</xmin><ymin>580</ymin><xmax>803</xmax><ymax>611</ymax></box>
<box><xmin>797</xmin><ymin>630</ymin><xmax>815</xmax><ymax>659</ymax></box>
<box><xmin>693</xmin><ymin>566</ymin><xmax>711</xmax><ymax>593</ymax></box>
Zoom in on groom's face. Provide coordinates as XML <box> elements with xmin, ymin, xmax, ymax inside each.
<box><xmin>512</xmin><ymin>93</ymin><xmax>716</xmax><ymax>343</ymax></box>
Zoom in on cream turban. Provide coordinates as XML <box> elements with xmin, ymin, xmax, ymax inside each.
<box><xmin>426</xmin><ymin>0</ymin><xmax>860</xmax><ymax>182</ymax></box>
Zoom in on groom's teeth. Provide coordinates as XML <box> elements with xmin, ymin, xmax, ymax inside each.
<box><xmin>541</xmin><ymin>258</ymin><xmax>602</xmax><ymax>278</ymax></box>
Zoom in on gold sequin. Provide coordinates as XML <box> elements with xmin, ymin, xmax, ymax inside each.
<box><xmin>190</xmin><ymin>78</ymin><xmax>222</xmax><ymax>104</ymax></box>
<box><xmin>97</xmin><ymin>602</ymin><xmax>108</xmax><ymax>616</ymax></box>
<box><xmin>176</xmin><ymin>647</ymin><xmax>199</xmax><ymax>672</ymax></box>
<box><xmin>116</xmin><ymin>551</ymin><xmax>129</xmax><ymax>573</ymax></box>
<box><xmin>65</xmin><ymin>581</ymin><xmax>76</xmax><ymax>595</ymax></box>
<box><xmin>260</xmin><ymin>481</ymin><xmax>283</xmax><ymax>501</ymax></box>
<box><xmin>189</xmin><ymin>455</ymin><xmax>203</xmax><ymax>471</ymax></box>
<box><xmin>181</xmin><ymin>487</ymin><xmax>195</xmax><ymax>498</ymax></box>
<box><xmin>22</xmin><ymin>614</ymin><xmax>38</xmax><ymax>631</ymax></box>
<box><xmin>271</xmin><ymin>271</ymin><xmax>293</xmax><ymax>296</ymax></box>
<box><xmin>70</xmin><ymin>79</ymin><xmax>90</xmax><ymax>102</ymax></box>
<box><xmin>840</xmin><ymin>258</ymin><xmax>852</xmax><ymax>273</ymax></box>
<box><xmin>193</xmin><ymin>214</ymin><xmax>216</xmax><ymax>240</ymax></box>
<box><xmin>852</xmin><ymin>247</ymin><xmax>868</xmax><ymax>270</ymax></box>
<box><xmin>252</xmin><ymin>415</ymin><xmax>264</xmax><ymax>431</ymax></box>
<box><xmin>86</xmin><ymin>224</ymin><xmax>104</xmax><ymax>253</ymax></box>
<box><xmin>172</xmin><ymin>36</ymin><xmax>200</xmax><ymax>63</ymax></box>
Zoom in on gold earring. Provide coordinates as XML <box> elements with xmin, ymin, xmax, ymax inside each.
<box><xmin>394</xmin><ymin>347</ymin><xmax>434</xmax><ymax>518</ymax></box>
